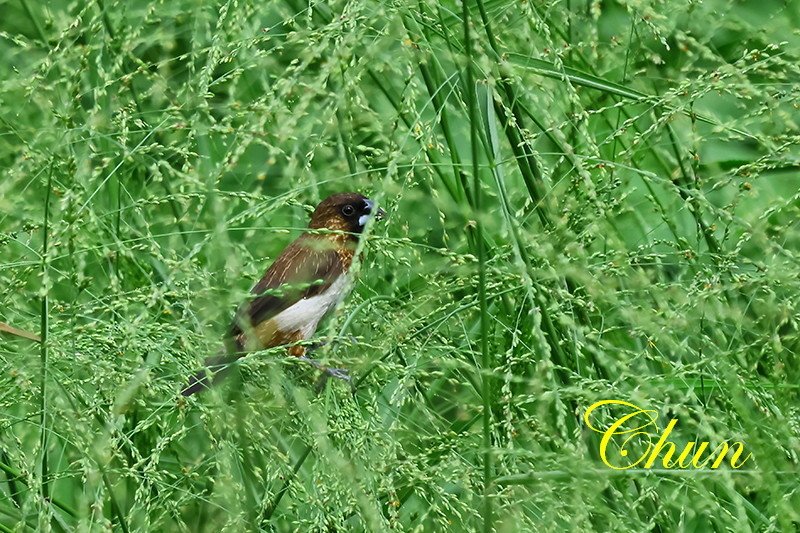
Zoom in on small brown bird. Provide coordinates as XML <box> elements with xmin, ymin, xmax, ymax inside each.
<box><xmin>181</xmin><ymin>192</ymin><xmax>384</xmax><ymax>396</ymax></box>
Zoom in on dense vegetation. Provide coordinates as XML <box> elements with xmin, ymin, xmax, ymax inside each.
<box><xmin>1</xmin><ymin>0</ymin><xmax>798</xmax><ymax>530</ymax></box>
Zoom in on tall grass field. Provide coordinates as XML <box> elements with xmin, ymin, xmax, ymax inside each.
<box><xmin>1</xmin><ymin>0</ymin><xmax>799</xmax><ymax>530</ymax></box>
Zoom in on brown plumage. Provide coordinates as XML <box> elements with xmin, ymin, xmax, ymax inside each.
<box><xmin>181</xmin><ymin>192</ymin><xmax>383</xmax><ymax>396</ymax></box>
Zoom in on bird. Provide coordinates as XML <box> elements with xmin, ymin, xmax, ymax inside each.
<box><xmin>181</xmin><ymin>192</ymin><xmax>384</xmax><ymax>396</ymax></box>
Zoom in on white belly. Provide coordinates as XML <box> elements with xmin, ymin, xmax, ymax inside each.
<box><xmin>272</xmin><ymin>275</ymin><xmax>351</xmax><ymax>337</ymax></box>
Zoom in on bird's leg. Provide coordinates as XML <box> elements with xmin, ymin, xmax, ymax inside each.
<box><xmin>297</xmin><ymin>355</ymin><xmax>351</xmax><ymax>383</ymax></box>
<box><xmin>312</xmin><ymin>367</ymin><xmax>356</xmax><ymax>395</ymax></box>
<box><xmin>293</xmin><ymin>341</ymin><xmax>354</xmax><ymax>393</ymax></box>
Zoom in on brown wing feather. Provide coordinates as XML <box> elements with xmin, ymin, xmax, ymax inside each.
<box><xmin>228</xmin><ymin>234</ymin><xmax>345</xmax><ymax>339</ymax></box>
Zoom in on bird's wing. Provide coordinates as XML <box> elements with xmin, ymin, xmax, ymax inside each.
<box><xmin>228</xmin><ymin>235</ymin><xmax>346</xmax><ymax>337</ymax></box>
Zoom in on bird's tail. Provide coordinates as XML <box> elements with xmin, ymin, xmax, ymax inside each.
<box><xmin>181</xmin><ymin>353</ymin><xmax>239</xmax><ymax>397</ymax></box>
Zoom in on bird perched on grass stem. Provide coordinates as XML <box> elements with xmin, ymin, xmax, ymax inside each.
<box><xmin>181</xmin><ymin>192</ymin><xmax>384</xmax><ymax>396</ymax></box>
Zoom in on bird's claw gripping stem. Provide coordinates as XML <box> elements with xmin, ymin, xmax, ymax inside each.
<box><xmin>298</xmin><ymin>355</ymin><xmax>351</xmax><ymax>382</ymax></box>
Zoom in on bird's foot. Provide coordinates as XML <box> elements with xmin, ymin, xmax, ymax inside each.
<box><xmin>324</xmin><ymin>366</ymin><xmax>351</xmax><ymax>382</ymax></box>
<box><xmin>297</xmin><ymin>355</ymin><xmax>350</xmax><ymax>380</ymax></box>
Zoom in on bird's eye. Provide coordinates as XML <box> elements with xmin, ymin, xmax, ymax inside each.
<box><xmin>341</xmin><ymin>205</ymin><xmax>355</xmax><ymax>217</ymax></box>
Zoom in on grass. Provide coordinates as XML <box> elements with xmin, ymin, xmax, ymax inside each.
<box><xmin>1</xmin><ymin>0</ymin><xmax>799</xmax><ymax>531</ymax></box>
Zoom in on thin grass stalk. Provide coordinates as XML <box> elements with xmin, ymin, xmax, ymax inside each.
<box><xmin>0</xmin><ymin>459</ymin><xmax>76</xmax><ymax>518</ymax></box>
<box><xmin>39</xmin><ymin>163</ymin><xmax>52</xmax><ymax>507</ymax></box>
<box><xmin>283</xmin><ymin>0</ymin><xmax>468</xmax><ymax>211</ymax></box>
<box><xmin>609</xmin><ymin>18</ymin><xmax>636</xmax><ymax>185</ymax></box>
<box><xmin>19</xmin><ymin>0</ymin><xmax>47</xmax><ymax>44</ymax></box>
<box><xmin>101</xmin><ymin>472</ymin><xmax>130</xmax><ymax>533</ymax></box>
<box><xmin>405</xmin><ymin>8</ymin><xmax>470</xmax><ymax>204</ymax></box>
<box><xmin>365</xmin><ymin>70</ymin><xmax>461</xmax><ymax>202</ymax></box>
<box><xmin>260</xmin><ymin>444</ymin><xmax>313</xmax><ymax>523</ymax></box>
<box><xmin>664</xmin><ymin>122</ymin><xmax>722</xmax><ymax>257</ymax></box>
<box><xmin>49</xmin><ymin>380</ymin><xmax>128</xmax><ymax>531</ymax></box>
<box><xmin>460</xmin><ymin>3</ymin><xmax>493</xmax><ymax>531</ymax></box>
<box><xmin>0</xmin><ymin>450</ymin><xmax>20</xmax><ymax>510</ymax></box>
<box><xmin>472</xmin><ymin>0</ymin><xmax>550</xmax><ymax>224</ymax></box>
<box><xmin>336</xmin><ymin>107</ymin><xmax>358</xmax><ymax>177</ymax></box>
<box><xmin>94</xmin><ymin>0</ymin><xmax>188</xmax><ymax>243</ymax></box>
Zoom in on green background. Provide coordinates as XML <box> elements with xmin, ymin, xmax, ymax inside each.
<box><xmin>1</xmin><ymin>0</ymin><xmax>798</xmax><ymax>530</ymax></box>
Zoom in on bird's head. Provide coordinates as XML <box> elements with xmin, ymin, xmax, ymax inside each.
<box><xmin>308</xmin><ymin>192</ymin><xmax>385</xmax><ymax>236</ymax></box>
